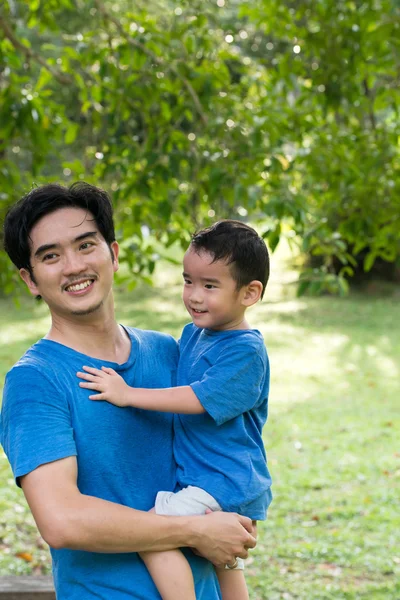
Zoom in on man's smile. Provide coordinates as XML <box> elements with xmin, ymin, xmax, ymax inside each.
<box><xmin>64</xmin><ymin>278</ymin><xmax>96</xmax><ymax>293</ymax></box>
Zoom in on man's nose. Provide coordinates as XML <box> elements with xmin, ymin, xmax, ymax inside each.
<box><xmin>62</xmin><ymin>251</ymin><xmax>87</xmax><ymax>275</ymax></box>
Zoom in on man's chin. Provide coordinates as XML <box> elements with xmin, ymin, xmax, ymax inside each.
<box><xmin>71</xmin><ymin>301</ymin><xmax>103</xmax><ymax>316</ymax></box>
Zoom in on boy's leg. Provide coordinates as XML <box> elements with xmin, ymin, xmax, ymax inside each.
<box><xmin>142</xmin><ymin>487</ymin><xmax>248</xmax><ymax>600</ymax></box>
<box><xmin>139</xmin><ymin>508</ymin><xmax>196</xmax><ymax>600</ymax></box>
<box><xmin>216</xmin><ymin>565</ymin><xmax>249</xmax><ymax>600</ymax></box>
<box><xmin>216</xmin><ymin>570</ymin><xmax>249</xmax><ymax>600</ymax></box>
<box><xmin>141</xmin><ymin>548</ymin><xmax>196</xmax><ymax>600</ymax></box>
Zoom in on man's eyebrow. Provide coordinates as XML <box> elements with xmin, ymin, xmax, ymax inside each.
<box><xmin>34</xmin><ymin>231</ymin><xmax>99</xmax><ymax>259</ymax></box>
<box><xmin>74</xmin><ymin>231</ymin><xmax>99</xmax><ymax>243</ymax></box>
<box><xmin>34</xmin><ymin>243</ymin><xmax>59</xmax><ymax>259</ymax></box>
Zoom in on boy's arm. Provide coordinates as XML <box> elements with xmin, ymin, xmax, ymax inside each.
<box><xmin>77</xmin><ymin>366</ymin><xmax>205</xmax><ymax>413</ymax></box>
<box><xmin>21</xmin><ymin>456</ymin><xmax>255</xmax><ymax>565</ymax></box>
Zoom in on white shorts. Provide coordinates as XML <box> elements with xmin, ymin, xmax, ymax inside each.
<box><xmin>155</xmin><ymin>485</ymin><xmax>244</xmax><ymax>570</ymax></box>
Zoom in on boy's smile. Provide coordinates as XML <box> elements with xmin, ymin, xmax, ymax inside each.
<box><xmin>182</xmin><ymin>247</ymin><xmax>250</xmax><ymax>331</ymax></box>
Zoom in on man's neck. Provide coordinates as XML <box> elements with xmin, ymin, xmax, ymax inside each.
<box><xmin>46</xmin><ymin>307</ymin><xmax>131</xmax><ymax>364</ymax></box>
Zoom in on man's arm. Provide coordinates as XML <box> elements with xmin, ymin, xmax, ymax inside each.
<box><xmin>78</xmin><ymin>366</ymin><xmax>205</xmax><ymax>413</ymax></box>
<box><xmin>21</xmin><ymin>456</ymin><xmax>255</xmax><ymax>566</ymax></box>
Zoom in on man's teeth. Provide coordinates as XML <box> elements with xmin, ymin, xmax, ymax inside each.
<box><xmin>67</xmin><ymin>280</ymin><xmax>92</xmax><ymax>292</ymax></box>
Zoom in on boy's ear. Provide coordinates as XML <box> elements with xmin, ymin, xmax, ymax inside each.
<box><xmin>19</xmin><ymin>268</ymin><xmax>39</xmax><ymax>297</ymax></box>
<box><xmin>242</xmin><ymin>280</ymin><xmax>263</xmax><ymax>307</ymax></box>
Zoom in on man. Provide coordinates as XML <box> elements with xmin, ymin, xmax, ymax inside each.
<box><xmin>0</xmin><ymin>182</ymin><xmax>256</xmax><ymax>599</ymax></box>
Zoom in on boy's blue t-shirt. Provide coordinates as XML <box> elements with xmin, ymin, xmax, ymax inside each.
<box><xmin>0</xmin><ymin>327</ymin><xmax>221</xmax><ymax>600</ymax></box>
<box><xmin>174</xmin><ymin>323</ymin><xmax>272</xmax><ymax>520</ymax></box>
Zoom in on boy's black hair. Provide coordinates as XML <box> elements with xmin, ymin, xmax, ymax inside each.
<box><xmin>190</xmin><ymin>219</ymin><xmax>270</xmax><ymax>299</ymax></box>
<box><xmin>3</xmin><ymin>182</ymin><xmax>116</xmax><ymax>281</ymax></box>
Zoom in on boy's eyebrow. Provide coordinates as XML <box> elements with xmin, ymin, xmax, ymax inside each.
<box><xmin>34</xmin><ymin>231</ymin><xmax>99</xmax><ymax>258</ymax></box>
<box><xmin>201</xmin><ymin>277</ymin><xmax>221</xmax><ymax>283</ymax></box>
<box><xmin>182</xmin><ymin>272</ymin><xmax>221</xmax><ymax>284</ymax></box>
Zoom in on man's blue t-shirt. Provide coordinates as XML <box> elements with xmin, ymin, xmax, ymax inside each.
<box><xmin>0</xmin><ymin>327</ymin><xmax>221</xmax><ymax>600</ymax></box>
<box><xmin>174</xmin><ymin>324</ymin><xmax>272</xmax><ymax>520</ymax></box>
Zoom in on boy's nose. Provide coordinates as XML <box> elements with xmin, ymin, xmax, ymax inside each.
<box><xmin>189</xmin><ymin>287</ymin><xmax>203</xmax><ymax>303</ymax></box>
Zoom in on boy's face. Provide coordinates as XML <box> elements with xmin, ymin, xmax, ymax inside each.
<box><xmin>182</xmin><ymin>247</ymin><xmax>249</xmax><ymax>331</ymax></box>
<box><xmin>19</xmin><ymin>207</ymin><xmax>119</xmax><ymax>320</ymax></box>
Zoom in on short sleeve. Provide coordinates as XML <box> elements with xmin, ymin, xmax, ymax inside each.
<box><xmin>190</xmin><ymin>344</ymin><xmax>268</xmax><ymax>426</ymax></box>
<box><xmin>0</xmin><ymin>366</ymin><xmax>77</xmax><ymax>486</ymax></box>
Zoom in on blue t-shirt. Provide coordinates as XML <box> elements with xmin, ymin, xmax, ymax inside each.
<box><xmin>0</xmin><ymin>327</ymin><xmax>221</xmax><ymax>600</ymax></box>
<box><xmin>174</xmin><ymin>324</ymin><xmax>272</xmax><ymax>520</ymax></box>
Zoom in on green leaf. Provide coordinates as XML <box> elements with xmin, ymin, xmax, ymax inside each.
<box><xmin>35</xmin><ymin>68</ymin><xmax>53</xmax><ymax>92</ymax></box>
<box><xmin>64</xmin><ymin>122</ymin><xmax>79</xmax><ymax>144</ymax></box>
<box><xmin>364</xmin><ymin>252</ymin><xmax>376</xmax><ymax>273</ymax></box>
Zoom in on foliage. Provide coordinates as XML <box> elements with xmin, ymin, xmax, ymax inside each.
<box><xmin>239</xmin><ymin>0</ymin><xmax>400</xmax><ymax>293</ymax></box>
<box><xmin>0</xmin><ymin>0</ymin><xmax>399</xmax><ymax>295</ymax></box>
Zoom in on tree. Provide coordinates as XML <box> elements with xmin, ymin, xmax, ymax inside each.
<box><xmin>239</xmin><ymin>0</ymin><xmax>400</xmax><ymax>292</ymax></box>
<box><xmin>1</xmin><ymin>0</ymin><xmax>399</xmax><ymax>296</ymax></box>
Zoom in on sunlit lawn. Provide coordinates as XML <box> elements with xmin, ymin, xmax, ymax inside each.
<box><xmin>0</xmin><ymin>248</ymin><xmax>399</xmax><ymax>599</ymax></box>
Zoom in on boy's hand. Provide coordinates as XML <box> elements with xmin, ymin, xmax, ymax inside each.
<box><xmin>77</xmin><ymin>366</ymin><xmax>130</xmax><ymax>406</ymax></box>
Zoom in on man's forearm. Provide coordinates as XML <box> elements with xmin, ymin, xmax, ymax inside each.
<box><xmin>22</xmin><ymin>459</ymin><xmax>197</xmax><ymax>553</ymax></box>
<box><xmin>56</xmin><ymin>493</ymin><xmax>256</xmax><ymax>567</ymax></box>
<box><xmin>50</xmin><ymin>493</ymin><xmax>198</xmax><ymax>553</ymax></box>
<box><xmin>22</xmin><ymin>458</ymin><xmax>256</xmax><ymax>566</ymax></box>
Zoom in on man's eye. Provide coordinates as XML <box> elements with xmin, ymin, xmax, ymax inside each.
<box><xmin>43</xmin><ymin>253</ymin><xmax>58</xmax><ymax>261</ymax></box>
<box><xmin>80</xmin><ymin>242</ymin><xmax>94</xmax><ymax>250</ymax></box>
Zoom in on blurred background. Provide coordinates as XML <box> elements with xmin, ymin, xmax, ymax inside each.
<box><xmin>0</xmin><ymin>0</ymin><xmax>399</xmax><ymax>295</ymax></box>
<box><xmin>0</xmin><ymin>1</ymin><xmax>399</xmax><ymax>598</ymax></box>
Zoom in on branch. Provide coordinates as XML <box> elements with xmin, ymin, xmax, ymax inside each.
<box><xmin>94</xmin><ymin>0</ymin><xmax>208</xmax><ymax>125</ymax></box>
<box><xmin>0</xmin><ymin>13</ymin><xmax>73</xmax><ymax>85</ymax></box>
<box><xmin>363</xmin><ymin>77</ymin><xmax>376</xmax><ymax>131</ymax></box>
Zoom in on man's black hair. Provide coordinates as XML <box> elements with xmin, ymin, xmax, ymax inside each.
<box><xmin>3</xmin><ymin>182</ymin><xmax>116</xmax><ymax>281</ymax></box>
<box><xmin>190</xmin><ymin>219</ymin><xmax>270</xmax><ymax>299</ymax></box>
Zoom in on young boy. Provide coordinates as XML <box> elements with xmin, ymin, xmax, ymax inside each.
<box><xmin>77</xmin><ymin>220</ymin><xmax>272</xmax><ymax>600</ymax></box>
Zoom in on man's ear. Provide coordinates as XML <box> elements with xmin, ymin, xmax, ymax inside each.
<box><xmin>111</xmin><ymin>241</ymin><xmax>119</xmax><ymax>272</ymax></box>
<box><xmin>242</xmin><ymin>280</ymin><xmax>263</xmax><ymax>307</ymax></box>
<box><xmin>19</xmin><ymin>268</ymin><xmax>39</xmax><ymax>297</ymax></box>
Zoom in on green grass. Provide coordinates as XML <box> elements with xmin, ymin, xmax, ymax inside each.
<box><xmin>0</xmin><ymin>250</ymin><xmax>399</xmax><ymax>598</ymax></box>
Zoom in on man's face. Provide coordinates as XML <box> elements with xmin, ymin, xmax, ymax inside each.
<box><xmin>20</xmin><ymin>207</ymin><xmax>119</xmax><ymax>318</ymax></box>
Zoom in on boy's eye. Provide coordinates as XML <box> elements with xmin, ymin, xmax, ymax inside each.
<box><xmin>205</xmin><ymin>284</ymin><xmax>216</xmax><ymax>289</ymax></box>
<box><xmin>184</xmin><ymin>278</ymin><xmax>192</xmax><ymax>284</ymax></box>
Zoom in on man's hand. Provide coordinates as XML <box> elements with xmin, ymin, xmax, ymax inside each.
<box><xmin>190</xmin><ymin>511</ymin><xmax>256</xmax><ymax>568</ymax></box>
<box><xmin>77</xmin><ymin>366</ymin><xmax>131</xmax><ymax>406</ymax></box>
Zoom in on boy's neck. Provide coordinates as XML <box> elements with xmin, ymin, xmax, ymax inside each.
<box><xmin>212</xmin><ymin>316</ymin><xmax>251</xmax><ymax>332</ymax></box>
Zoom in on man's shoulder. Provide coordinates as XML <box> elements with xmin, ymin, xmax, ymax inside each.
<box><xmin>124</xmin><ymin>325</ymin><xmax>176</xmax><ymax>343</ymax></box>
<box><xmin>124</xmin><ymin>326</ymin><xmax>178</xmax><ymax>353</ymax></box>
<box><xmin>7</xmin><ymin>340</ymin><xmax>48</xmax><ymax>374</ymax></box>
<box><xmin>3</xmin><ymin>343</ymin><xmax>64</xmax><ymax>416</ymax></box>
